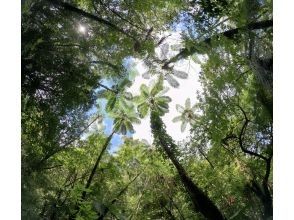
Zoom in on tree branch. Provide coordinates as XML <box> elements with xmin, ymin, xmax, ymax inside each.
<box><xmin>97</xmin><ymin>82</ymin><xmax>118</xmax><ymax>94</ymax></box>
<box><xmin>48</xmin><ymin>0</ymin><xmax>136</xmax><ymax>40</ymax></box>
<box><xmin>90</xmin><ymin>60</ymin><xmax>121</xmax><ymax>72</ymax></box>
<box><xmin>36</xmin><ymin>114</ymin><xmax>102</xmax><ymax>168</ymax></box>
<box><xmin>163</xmin><ymin>19</ymin><xmax>273</xmax><ymax>69</ymax></box>
<box><xmin>237</xmin><ymin>105</ymin><xmax>268</xmax><ymax>161</ymax></box>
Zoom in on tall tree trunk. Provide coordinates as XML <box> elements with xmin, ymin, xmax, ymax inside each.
<box><xmin>150</xmin><ymin>111</ymin><xmax>225</xmax><ymax>220</ymax></box>
<box><xmin>97</xmin><ymin>173</ymin><xmax>141</xmax><ymax>220</ymax></box>
<box><xmin>81</xmin><ymin>131</ymin><xmax>115</xmax><ymax>200</ymax></box>
<box><xmin>70</xmin><ymin>131</ymin><xmax>115</xmax><ymax>219</ymax></box>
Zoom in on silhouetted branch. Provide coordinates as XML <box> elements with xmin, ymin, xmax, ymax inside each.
<box><xmin>163</xmin><ymin>20</ymin><xmax>273</xmax><ymax>69</ymax></box>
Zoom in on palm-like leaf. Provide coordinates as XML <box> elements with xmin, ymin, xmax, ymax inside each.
<box><xmin>137</xmin><ymin>102</ymin><xmax>149</xmax><ymax>118</ymax></box>
<box><xmin>165</xmin><ymin>74</ymin><xmax>179</xmax><ymax>88</ymax></box>
<box><xmin>172</xmin><ymin>116</ymin><xmax>182</xmax><ymax>123</ymax></box>
<box><xmin>181</xmin><ymin>121</ymin><xmax>188</xmax><ymax>132</ymax></box>
<box><xmin>173</xmin><ymin>70</ymin><xmax>188</xmax><ymax>79</ymax></box>
<box><xmin>150</xmin><ymin>75</ymin><xmax>164</xmax><ymax>96</ymax></box>
<box><xmin>176</xmin><ymin>104</ymin><xmax>185</xmax><ymax>113</ymax></box>
<box><xmin>160</xmin><ymin>43</ymin><xmax>169</xmax><ymax>60</ymax></box>
<box><xmin>110</xmin><ymin>107</ymin><xmax>141</xmax><ymax>135</ymax></box>
<box><xmin>105</xmin><ymin>78</ymin><xmax>134</xmax><ymax>112</ymax></box>
<box><xmin>173</xmin><ymin>98</ymin><xmax>198</xmax><ymax>132</ymax></box>
<box><xmin>140</xmin><ymin>84</ymin><xmax>149</xmax><ymax>98</ymax></box>
<box><xmin>185</xmin><ymin>98</ymin><xmax>191</xmax><ymax>109</ymax></box>
<box><xmin>135</xmin><ymin>77</ymin><xmax>171</xmax><ymax>118</ymax></box>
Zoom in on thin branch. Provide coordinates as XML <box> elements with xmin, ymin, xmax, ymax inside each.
<box><xmin>96</xmin><ymin>0</ymin><xmax>146</xmax><ymax>32</ymax></box>
<box><xmin>97</xmin><ymin>82</ymin><xmax>117</xmax><ymax>94</ymax></box>
<box><xmin>163</xmin><ymin>19</ymin><xmax>273</xmax><ymax>69</ymax></box>
<box><xmin>48</xmin><ymin>0</ymin><xmax>136</xmax><ymax>40</ymax></box>
<box><xmin>237</xmin><ymin>105</ymin><xmax>268</xmax><ymax>161</ymax></box>
<box><xmin>90</xmin><ymin>60</ymin><xmax>121</xmax><ymax>72</ymax></box>
<box><xmin>198</xmin><ymin>148</ymin><xmax>215</xmax><ymax>169</ymax></box>
<box><xmin>36</xmin><ymin>114</ymin><xmax>102</xmax><ymax>168</ymax></box>
<box><xmin>82</xmin><ymin>130</ymin><xmax>115</xmax><ymax>200</ymax></box>
<box><xmin>97</xmin><ymin>172</ymin><xmax>141</xmax><ymax>220</ymax></box>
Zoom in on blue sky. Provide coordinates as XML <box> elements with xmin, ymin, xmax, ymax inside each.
<box><xmin>86</xmin><ymin>66</ymin><xmax>135</xmax><ymax>154</ymax></box>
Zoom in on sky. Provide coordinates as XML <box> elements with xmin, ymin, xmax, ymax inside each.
<box><xmin>128</xmin><ymin>56</ymin><xmax>202</xmax><ymax>145</ymax></box>
<box><xmin>118</xmin><ymin>32</ymin><xmax>203</xmax><ymax>150</ymax></box>
<box><xmin>84</xmin><ymin>31</ymin><xmax>203</xmax><ymax>153</ymax></box>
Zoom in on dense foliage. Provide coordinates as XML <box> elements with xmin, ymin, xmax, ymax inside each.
<box><xmin>22</xmin><ymin>0</ymin><xmax>272</xmax><ymax>219</ymax></box>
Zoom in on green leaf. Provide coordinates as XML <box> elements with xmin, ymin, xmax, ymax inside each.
<box><xmin>181</xmin><ymin>121</ymin><xmax>188</xmax><ymax>132</ymax></box>
<box><xmin>140</xmin><ymin>84</ymin><xmax>149</xmax><ymax>97</ymax></box>
<box><xmin>157</xmin><ymin>101</ymin><xmax>169</xmax><ymax>110</ymax></box>
<box><xmin>157</xmin><ymin>96</ymin><xmax>172</xmax><ymax>103</ymax></box>
<box><xmin>173</xmin><ymin>70</ymin><xmax>188</xmax><ymax>79</ymax></box>
<box><xmin>125</xmin><ymin>121</ymin><xmax>135</xmax><ymax>133</ymax></box>
<box><xmin>120</xmin><ymin>124</ymin><xmax>127</xmax><ymax>135</ymax></box>
<box><xmin>165</xmin><ymin>74</ymin><xmax>179</xmax><ymax>88</ymax></box>
<box><xmin>185</xmin><ymin>98</ymin><xmax>191</xmax><ymax>109</ymax></box>
<box><xmin>120</xmin><ymin>98</ymin><xmax>133</xmax><ymax>110</ymax></box>
<box><xmin>176</xmin><ymin>104</ymin><xmax>185</xmax><ymax>113</ymax></box>
<box><xmin>172</xmin><ymin>116</ymin><xmax>182</xmax><ymax>123</ymax></box>
<box><xmin>133</xmin><ymin>95</ymin><xmax>143</xmax><ymax>103</ymax></box>
<box><xmin>118</xmin><ymin>78</ymin><xmax>132</xmax><ymax>90</ymax></box>
<box><xmin>106</xmin><ymin>96</ymin><xmax>117</xmax><ymax>111</ymax></box>
<box><xmin>151</xmin><ymin>76</ymin><xmax>164</xmax><ymax>96</ymax></box>
<box><xmin>137</xmin><ymin>103</ymin><xmax>149</xmax><ymax>118</ymax></box>
<box><xmin>130</xmin><ymin>117</ymin><xmax>141</xmax><ymax>124</ymax></box>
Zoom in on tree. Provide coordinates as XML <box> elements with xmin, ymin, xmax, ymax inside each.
<box><xmin>22</xmin><ymin>0</ymin><xmax>272</xmax><ymax>219</ymax></box>
<box><xmin>70</xmin><ymin>106</ymin><xmax>141</xmax><ymax>218</ymax></box>
<box><xmin>135</xmin><ymin>77</ymin><xmax>225</xmax><ymax>219</ymax></box>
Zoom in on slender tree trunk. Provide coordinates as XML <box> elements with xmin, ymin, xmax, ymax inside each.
<box><xmin>83</xmin><ymin>131</ymin><xmax>115</xmax><ymax>199</ymax></box>
<box><xmin>97</xmin><ymin>173</ymin><xmax>141</xmax><ymax>220</ymax></box>
<box><xmin>150</xmin><ymin>111</ymin><xmax>225</xmax><ymax>220</ymax></box>
<box><xmin>70</xmin><ymin>131</ymin><xmax>115</xmax><ymax>219</ymax></box>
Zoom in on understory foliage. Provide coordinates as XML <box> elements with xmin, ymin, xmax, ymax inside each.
<box><xmin>22</xmin><ymin>0</ymin><xmax>272</xmax><ymax>219</ymax></box>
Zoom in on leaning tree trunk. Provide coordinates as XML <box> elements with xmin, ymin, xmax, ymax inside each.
<box><xmin>97</xmin><ymin>173</ymin><xmax>141</xmax><ymax>220</ymax></box>
<box><xmin>150</xmin><ymin>111</ymin><xmax>225</xmax><ymax>220</ymax></box>
<box><xmin>70</xmin><ymin>130</ymin><xmax>115</xmax><ymax>219</ymax></box>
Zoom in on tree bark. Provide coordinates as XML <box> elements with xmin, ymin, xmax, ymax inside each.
<box><xmin>82</xmin><ymin>131</ymin><xmax>115</xmax><ymax>200</ymax></box>
<box><xmin>150</xmin><ymin>111</ymin><xmax>225</xmax><ymax>220</ymax></box>
<box><xmin>97</xmin><ymin>173</ymin><xmax>141</xmax><ymax>220</ymax></box>
<box><xmin>70</xmin><ymin>131</ymin><xmax>115</xmax><ymax>219</ymax></box>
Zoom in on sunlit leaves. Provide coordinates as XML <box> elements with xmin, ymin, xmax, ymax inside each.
<box><xmin>140</xmin><ymin>84</ymin><xmax>149</xmax><ymax>98</ymax></box>
<box><xmin>173</xmin><ymin>70</ymin><xmax>188</xmax><ymax>79</ymax></box>
<box><xmin>173</xmin><ymin>98</ymin><xmax>198</xmax><ymax>132</ymax></box>
<box><xmin>181</xmin><ymin>121</ymin><xmax>188</xmax><ymax>132</ymax></box>
<box><xmin>165</xmin><ymin>74</ymin><xmax>179</xmax><ymax>88</ymax></box>
<box><xmin>137</xmin><ymin>103</ymin><xmax>149</xmax><ymax>118</ymax></box>
<box><xmin>109</xmin><ymin>107</ymin><xmax>141</xmax><ymax>135</ymax></box>
<box><xmin>176</xmin><ymin>104</ymin><xmax>184</xmax><ymax>113</ymax></box>
<box><xmin>172</xmin><ymin>115</ymin><xmax>182</xmax><ymax>123</ymax></box>
<box><xmin>185</xmin><ymin>98</ymin><xmax>191</xmax><ymax>109</ymax></box>
<box><xmin>135</xmin><ymin>77</ymin><xmax>171</xmax><ymax>118</ymax></box>
<box><xmin>150</xmin><ymin>75</ymin><xmax>164</xmax><ymax>96</ymax></box>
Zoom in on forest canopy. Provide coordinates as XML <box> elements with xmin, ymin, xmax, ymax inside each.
<box><xmin>21</xmin><ymin>0</ymin><xmax>272</xmax><ymax>219</ymax></box>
